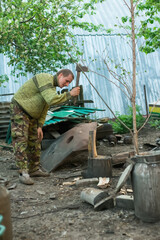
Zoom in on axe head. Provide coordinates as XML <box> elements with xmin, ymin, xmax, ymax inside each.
<box><xmin>76</xmin><ymin>64</ymin><xmax>88</xmax><ymax>72</ymax></box>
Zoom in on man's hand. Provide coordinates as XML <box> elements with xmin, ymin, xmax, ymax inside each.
<box><xmin>37</xmin><ymin>127</ymin><xmax>43</xmax><ymax>142</ymax></box>
<box><xmin>70</xmin><ymin>87</ymin><xmax>80</xmax><ymax>96</ymax></box>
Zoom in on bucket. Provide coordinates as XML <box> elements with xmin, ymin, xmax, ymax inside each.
<box><xmin>131</xmin><ymin>151</ymin><xmax>160</xmax><ymax>222</ymax></box>
<box><xmin>0</xmin><ymin>186</ymin><xmax>13</xmax><ymax>240</ymax></box>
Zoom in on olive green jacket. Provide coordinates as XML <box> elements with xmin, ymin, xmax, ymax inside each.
<box><xmin>14</xmin><ymin>73</ymin><xmax>71</xmax><ymax>127</ymax></box>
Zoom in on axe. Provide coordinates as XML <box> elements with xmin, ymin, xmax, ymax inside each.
<box><xmin>74</xmin><ymin>64</ymin><xmax>88</xmax><ymax>105</ymax></box>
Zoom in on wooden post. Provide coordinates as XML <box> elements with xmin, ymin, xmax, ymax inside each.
<box><xmin>144</xmin><ymin>85</ymin><xmax>149</xmax><ymax>118</ymax></box>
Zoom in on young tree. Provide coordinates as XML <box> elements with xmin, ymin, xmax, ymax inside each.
<box><xmin>80</xmin><ymin>0</ymin><xmax>159</xmax><ymax>154</ymax></box>
<box><xmin>0</xmin><ymin>0</ymin><xmax>104</xmax><ymax>79</ymax></box>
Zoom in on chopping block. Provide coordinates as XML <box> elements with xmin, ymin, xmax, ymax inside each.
<box><xmin>84</xmin><ymin>130</ymin><xmax>112</xmax><ymax>178</ymax></box>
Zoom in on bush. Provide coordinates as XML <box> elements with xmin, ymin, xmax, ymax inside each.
<box><xmin>148</xmin><ymin>119</ymin><xmax>160</xmax><ymax>129</ymax></box>
<box><xmin>109</xmin><ymin>105</ymin><xmax>145</xmax><ymax>134</ymax></box>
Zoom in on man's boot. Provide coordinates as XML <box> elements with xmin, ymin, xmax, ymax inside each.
<box><xmin>29</xmin><ymin>167</ymin><xmax>50</xmax><ymax>177</ymax></box>
<box><xmin>19</xmin><ymin>171</ymin><xmax>34</xmax><ymax>185</ymax></box>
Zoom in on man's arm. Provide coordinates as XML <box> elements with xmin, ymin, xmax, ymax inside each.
<box><xmin>37</xmin><ymin>127</ymin><xmax>43</xmax><ymax>142</ymax></box>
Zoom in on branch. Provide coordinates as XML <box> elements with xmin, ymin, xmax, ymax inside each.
<box><xmin>88</xmin><ymin>68</ymin><xmax>131</xmax><ymax>100</ymax></box>
<box><xmin>103</xmin><ymin>59</ymin><xmax>132</xmax><ymax>97</ymax></box>
<box><xmin>96</xmin><ymin>47</ymin><xmax>131</xmax><ymax>83</ymax></box>
<box><xmin>134</xmin><ymin>0</ymin><xmax>141</xmax><ymax>10</ymax></box>
<box><xmin>67</xmin><ymin>37</ymin><xmax>133</xmax><ymax>135</ymax></box>
<box><xmin>123</xmin><ymin>0</ymin><xmax>131</xmax><ymax>11</ymax></box>
<box><xmin>20</xmin><ymin>15</ymin><xmax>35</xmax><ymax>24</ymax></box>
<box><xmin>97</xmin><ymin>46</ymin><xmax>133</xmax><ymax>86</ymax></box>
<box><xmin>138</xmin><ymin>98</ymin><xmax>160</xmax><ymax>133</ymax></box>
<box><xmin>69</xmin><ymin>55</ymin><xmax>133</xmax><ymax>135</ymax></box>
<box><xmin>81</xmin><ymin>68</ymin><xmax>133</xmax><ymax>135</ymax></box>
<box><xmin>116</xmin><ymin>21</ymin><xmax>132</xmax><ymax>46</ymax></box>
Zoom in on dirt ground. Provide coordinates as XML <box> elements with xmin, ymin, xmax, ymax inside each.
<box><xmin>1</xmin><ymin>123</ymin><xmax>160</xmax><ymax>240</ymax></box>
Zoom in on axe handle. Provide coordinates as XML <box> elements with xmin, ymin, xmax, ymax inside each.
<box><xmin>73</xmin><ymin>71</ymin><xmax>81</xmax><ymax>105</ymax></box>
<box><xmin>76</xmin><ymin>71</ymin><xmax>80</xmax><ymax>87</ymax></box>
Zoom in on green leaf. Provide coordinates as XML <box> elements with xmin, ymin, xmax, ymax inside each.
<box><xmin>121</xmin><ymin>16</ymin><xmax>128</xmax><ymax>23</ymax></box>
<box><xmin>0</xmin><ymin>0</ymin><xmax>105</xmax><ymax>80</ymax></box>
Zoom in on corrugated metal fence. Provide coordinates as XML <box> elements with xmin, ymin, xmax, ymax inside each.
<box><xmin>0</xmin><ymin>35</ymin><xmax>160</xmax><ymax>119</ymax></box>
<box><xmin>0</xmin><ymin>0</ymin><xmax>160</xmax><ymax>122</ymax></box>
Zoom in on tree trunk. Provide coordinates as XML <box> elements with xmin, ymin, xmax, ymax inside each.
<box><xmin>131</xmin><ymin>0</ymin><xmax>139</xmax><ymax>155</ymax></box>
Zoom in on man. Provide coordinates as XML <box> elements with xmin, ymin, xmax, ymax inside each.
<box><xmin>10</xmin><ymin>69</ymin><xmax>80</xmax><ymax>185</ymax></box>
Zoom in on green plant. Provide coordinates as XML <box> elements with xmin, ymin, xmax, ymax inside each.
<box><xmin>148</xmin><ymin>119</ymin><xmax>160</xmax><ymax>129</ymax></box>
<box><xmin>0</xmin><ymin>74</ymin><xmax>9</xmax><ymax>87</ymax></box>
<box><xmin>109</xmin><ymin>106</ymin><xmax>145</xmax><ymax>134</ymax></box>
<box><xmin>0</xmin><ymin>0</ymin><xmax>105</xmax><ymax>79</ymax></box>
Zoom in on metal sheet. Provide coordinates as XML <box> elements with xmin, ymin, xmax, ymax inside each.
<box><xmin>40</xmin><ymin>122</ymin><xmax>97</xmax><ymax>172</ymax></box>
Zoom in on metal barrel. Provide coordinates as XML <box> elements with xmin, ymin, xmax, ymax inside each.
<box><xmin>131</xmin><ymin>151</ymin><xmax>160</xmax><ymax>223</ymax></box>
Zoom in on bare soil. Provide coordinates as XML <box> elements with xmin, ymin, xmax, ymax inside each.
<box><xmin>1</xmin><ymin>124</ymin><xmax>160</xmax><ymax>240</ymax></box>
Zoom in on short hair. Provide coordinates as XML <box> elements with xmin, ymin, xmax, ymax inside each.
<box><xmin>57</xmin><ymin>69</ymin><xmax>74</xmax><ymax>79</ymax></box>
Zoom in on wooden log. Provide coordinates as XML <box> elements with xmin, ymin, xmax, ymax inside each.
<box><xmin>85</xmin><ymin>130</ymin><xmax>112</xmax><ymax>178</ymax></box>
<box><xmin>111</xmin><ymin>151</ymin><xmax>135</xmax><ymax>166</ymax></box>
<box><xmin>76</xmin><ymin>178</ymin><xmax>99</xmax><ymax>187</ymax></box>
<box><xmin>87</xmin><ymin>155</ymin><xmax>112</xmax><ymax>178</ymax></box>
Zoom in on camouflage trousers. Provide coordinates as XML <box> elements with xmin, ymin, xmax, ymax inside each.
<box><xmin>10</xmin><ymin>101</ymin><xmax>41</xmax><ymax>173</ymax></box>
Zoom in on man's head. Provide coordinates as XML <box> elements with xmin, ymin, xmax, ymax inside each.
<box><xmin>57</xmin><ymin>69</ymin><xmax>74</xmax><ymax>88</ymax></box>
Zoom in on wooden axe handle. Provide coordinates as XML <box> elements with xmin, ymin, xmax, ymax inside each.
<box><xmin>76</xmin><ymin>71</ymin><xmax>80</xmax><ymax>87</ymax></box>
<box><xmin>73</xmin><ymin>71</ymin><xmax>81</xmax><ymax>105</ymax></box>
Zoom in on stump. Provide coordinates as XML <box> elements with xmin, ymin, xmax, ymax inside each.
<box><xmin>85</xmin><ymin>130</ymin><xmax>112</xmax><ymax>178</ymax></box>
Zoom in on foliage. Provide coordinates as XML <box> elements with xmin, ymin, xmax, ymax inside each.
<box><xmin>109</xmin><ymin>105</ymin><xmax>145</xmax><ymax>134</ymax></box>
<box><xmin>0</xmin><ymin>0</ymin><xmax>104</xmax><ymax>78</ymax></box>
<box><xmin>148</xmin><ymin>118</ymin><xmax>160</xmax><ymax>129</ymax></box>
<box><xmin>117</xmin><ymin>0</ymin><xmax>160</xmax><ymax>53</ymax></box>
<box><xmin>137</xmin><ymin>0</ymin><xmax>160</xmax><ymax>53</ymax></box>
<box><xmin>0</xmin><ymin>74</ymin><xmax>9</xmax><ymax>87</ymax></box>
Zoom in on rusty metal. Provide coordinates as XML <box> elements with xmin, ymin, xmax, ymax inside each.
<box><xmin>40</xmin><ymin>122</ymin><xmax>97</xmax><ymax>172</ymax></box>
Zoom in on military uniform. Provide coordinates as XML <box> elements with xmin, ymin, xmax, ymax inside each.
<box><xmin>10</xmin><ymin>73</ymin><xmax>71</xmax><ymax>173</ymax></box>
